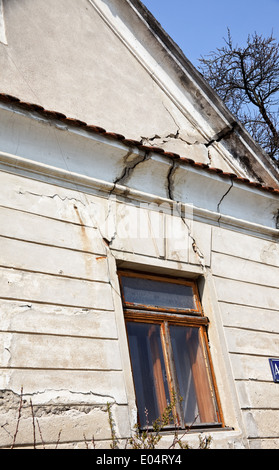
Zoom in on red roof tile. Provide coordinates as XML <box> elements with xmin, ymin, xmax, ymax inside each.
<box><xmin>0</xmin><ymin>92</ymin><xmax>278</xmax><ymax>197</ymax></box>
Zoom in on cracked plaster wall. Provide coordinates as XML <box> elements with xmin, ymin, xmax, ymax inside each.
<box><xmin>2</xmin><ymin>103</ymin><xmax>277</xmax><ymax>231</ymax></box>
<box><xmin>0</xmin><ymin>166</ymin><xmax>211</xmax><ymax>448</ymax></box>
<box><xmin>140</xmin><ymin>126</ymin><xmax>238</xmax><ymax>175</ymax></box>
<box><xmin>1</xmin><ymin>141</ymin><xmax>279</xmax><ymax>448</ymax></box>
<box><xmin>1</xmin><ymin>157</ymin><xmax>279</xmax><ymax>448</ymax></box>
<box><xmin>0</xmin><ymin>0</ymin><xmax>263</xmax><ymax>182</ymax></box>
<box><xmin>0</xmin><ymin>389</ymin><xmax>127</xmax><ymax>448</ymax></box>
<box><xmin>0</xmin><ymin>0</ymin><xmax>278</xmax><ymax>449</ymax></box>
<box><xmin>1</xmin><ymin>103</ymin><xmax>279</xmax><ymax>447</ymax></box>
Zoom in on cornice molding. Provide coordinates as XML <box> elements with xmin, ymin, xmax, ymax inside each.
<box><xmin>0</xmin><ymin>148</ymin><xmax>278</xmax><ymax>241</ymax></box>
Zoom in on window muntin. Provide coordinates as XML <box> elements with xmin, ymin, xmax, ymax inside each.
<box><xmin>119</xmin><ymin>271</ymin><xmax>223</xmax><ymax>430</ymax></box>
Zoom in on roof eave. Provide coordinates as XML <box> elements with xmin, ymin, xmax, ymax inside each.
<box><xmin>126</xmin><ymin>0</ymin><xmax>279</xmax><ymax>186</ymax></box>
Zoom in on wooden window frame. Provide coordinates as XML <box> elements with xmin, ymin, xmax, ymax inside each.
<box><xmin>119</xmin><ymin>270</ymin><xmax>224</xmax><ymax>431</ymax></box>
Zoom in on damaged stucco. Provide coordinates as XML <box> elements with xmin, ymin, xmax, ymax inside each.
<box><xmin>0</xmin><ymin>0</ymin><xmax>278</xmax><ymax>185</ymax></box>
<box><xmin>0</xmin><ymin>102</ymin><xmax>278</xmax><ymax>232</ymax></box>
<box><xmin>140</xmin><ymin>120</ymin><xmax>240</xmax><ymax>175</ymax></box>
<box><xmin>0</xmin><ymin>389</ymin><xmax>121</xmax><ymax>448</ymax></box>
<box><xmin>0</xmin><ymin>0</ymin><xmax>279</xmax><ymax>450</ymax></box>
<box><xmin>0</xmin><ymin>103</ymin><xmax>279</xmax><ymax>448</ymax></box>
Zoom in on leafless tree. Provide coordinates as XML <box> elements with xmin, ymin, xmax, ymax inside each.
<box><xmin>198</xmin><ymin>30</ymin><xmax>279</xmax><ymax>161</ymax></box>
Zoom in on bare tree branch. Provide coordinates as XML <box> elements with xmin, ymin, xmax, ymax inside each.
<box><xmin>199</xmin><ymin>30</ymin><xmax>279</xmax><ymax>161</ymax></box>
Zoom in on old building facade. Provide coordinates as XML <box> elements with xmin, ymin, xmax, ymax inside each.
<box><xmin>0</xmin><ymin>0</ymin><xmax>279</xmax><ymax>449</ymax></box>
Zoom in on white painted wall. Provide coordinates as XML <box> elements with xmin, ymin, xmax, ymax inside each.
<box><xmin>0</xmin><ymin>0</ymin><xmax>278</xmax><ymax>446</ymax></box>
<box><xmin>0</xmin><ymin>104</ymin><xmax>278</xmax><ymax>448</ymax></box>
<box><xmin>211</xmin><ymin>227</ymin><xmax>279</xmax><ymax>448</ymax></box>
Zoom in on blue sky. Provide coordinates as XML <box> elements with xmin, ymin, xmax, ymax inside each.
<box><xmin>142</xmin><ymin>0</ymin><xmax>279</xmax><ymax>67</ymax></box>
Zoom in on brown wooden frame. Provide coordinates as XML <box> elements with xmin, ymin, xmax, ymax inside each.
<box><xmin>119</xmin><ymin>270</ymin><xmax>224</xmax><ymax>430</ymax></box>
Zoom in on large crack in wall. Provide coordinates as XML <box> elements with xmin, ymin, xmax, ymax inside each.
<box><xmin>1</xmin><ymin>148</ymin><xmax>243</xmax><ymax>447</ymax></box>
<box><xmin>113</xmin><ymin>150</ymin><xmax>151</xmax><ymax>187</ymax></box>
<box><xmin>141</xmin><ymin>130</ymin><xmax>212</xmax><ymax>166</ymax></box>
<box><xmin>140</xmin><ymin>120</ymin><xmax>266</xmax><ymax>185</ymax></box>
<box><xmin>163</xmin><ymin>156</ymin><xmax>207</xmax><ymax>269</ymax></box>
<box><xmin>140</xmin><ymin>122</ymin><xmax>239</xmax><ymax>168</ymax></box>
<box><xmin>216</xmin><ymin>178</ymin><xmax>234</xmax><ymax>224</ymax></box>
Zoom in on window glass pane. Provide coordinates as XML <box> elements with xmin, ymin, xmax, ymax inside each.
<box><xmin>170</xmin><ymin>325</ymin><xmax>218</xmax><ymax>425</ymax></box>
<box><xmin>121</xmin><ymin>276</ymin><xmax>195</xmax><ymax>310</ymax></box>
<box><xmin>126</xmin><ymin>322</ymin><xmax>170</xmax><ymax>427</ymax></box>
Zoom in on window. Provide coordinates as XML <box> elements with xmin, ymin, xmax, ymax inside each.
<box><xmin>119</xmin><ymin>271</ymin><xmax>223</xmax><ymax>430</ymax></box>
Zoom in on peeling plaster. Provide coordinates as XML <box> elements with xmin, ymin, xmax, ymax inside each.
<box><xmin>0</xmin><ymin>388</ymin><xmax>113</xmax><ymax>446</ymax></box>
<box><xmin>0</xmin><ymin>389</ymin><xmax>116</xmax><ymax>410</ymax></box>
